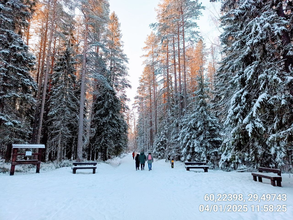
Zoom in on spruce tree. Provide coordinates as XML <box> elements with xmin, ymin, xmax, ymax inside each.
<box><xmin>46</xmin><ymin>45</ymin><xmax>79</xmax><ymax>162</ymax></box>
<box><xmin>76</xmin><ymin>0</ymin><xmax>110</xmax><ymax>161</ymax></box>
<box><xmin>180</xmin><ymin>70</ymin><xmax>221</xmax><ymax>164</ymax></box>
<box><xmin>153</xmin><ymin>121</ymin><xmax>169</xmax><ymax>159</ymax></box>
<box><xmin>217</xmin><ymin>0</ymin><xmax>293</xmax><ymax>168</ymax></box>
<box><xmin>89</xmin><ymin>84</ymin><xmax>128</xmax><ymax>161</ymax></box>
<box><xmin>0</xmin><ymin>0</ymin><xmax>37</xmax><ymax>146</ymax></box>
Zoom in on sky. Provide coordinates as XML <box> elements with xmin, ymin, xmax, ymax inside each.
<box><xmin>109</xmin><ymin>0</ymin><xmax>221</xmax><ymax>107</ymax></box>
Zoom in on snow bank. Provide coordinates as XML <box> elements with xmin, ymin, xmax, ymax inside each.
<box><xmin>0</xmin><ymin>154</ymin><xmax>292</xmax><ymax>220</ymax></box>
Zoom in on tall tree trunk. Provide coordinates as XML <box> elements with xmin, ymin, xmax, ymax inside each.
<box><xmin>209</xmin><ymin>45</ymin><xmax>216</xmax><ymax>92</ymax></box>
<box><xmin>181</xmin><ymin>6</ymin><xmax>187</xmax><ymax>110</ymax></box>
<box><xmin>166</xmin><ymin>40</ymin><xmax>171</xmax><ymax>156</ymax></box>
<box><xmin>26</xmin><ymin>18</ymin><xmax>31</xmax><ymax>46</ymax></box>
<box><xmin>48</xmin><ymin>32</ymin><xmax>57</xmax><ymax>93</ymax></box>
<box><xmin>77</xmin><ymin>11</ymin><xmax>89</xmax><ymax>162</ymax></box>
<box><xmin>36</xmin><ymin>26</ymin><xmax>44</xmax><ymax>84</ymax></box>
<box><xmin>149</xmin><ymin>80</ymin><xmax>153</xmax><ymax>150</ymax></box>
<box><xmin>31</xmin><ymin>11</ymin><xmax>49</xmax><ymax>144</ymax></box>
<box><xmin>166</xmin><ymin>41</ymin><xmax>170</xmax><ymax>111</ymax></box>
<box><xmin>57</xmin><ymin>131</ymin><xmax>62</xmax><ymax>162</ymax></box>
<box><xmin>38</xmin><ymin>12</ymin><xmax>49</xmax><ymax>87</ymax></box>
<box><xmin>37</xmin><ymin>0</ymin><xmax>57</xmax><ymax>144</ymax></box>
<box><xmin>177</xmin><ymin>23</ymin><xmax>182</xmax><ymax>116</ymax></box>
<box><xmin>172</xmin><ymin>36</ymin><xmax>177</xmax><ymax>103</ymax></box>
<box><xmin>152</xmin><ymin>46</ymin><xmax>157</xmax><ymax>138</ymax></box>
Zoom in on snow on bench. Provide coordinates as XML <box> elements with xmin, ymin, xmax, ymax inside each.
<box><xmin>72</xmin><ymin>162</ymin><xmax>97</xmax><ymax>174</ymax></box>
<box><xmin>184</xmin><ymin>162</ymin><xmax>209</xmax><ymax>172</ymax></box>
<box><xmin>251</xmin><ymin>167</ymin><xmax>282</xmax><ymax>187</ymax></box>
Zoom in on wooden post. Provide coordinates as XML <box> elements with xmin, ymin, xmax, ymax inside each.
<box><xmin>10</xmin><ymin>148</ymin><xmax>18</xmax><ymax>175</ymax></box>
<box><xmin>36</xmin><ymin>159</ymin><xmax>41</xmax><ymax>173</ymax></box>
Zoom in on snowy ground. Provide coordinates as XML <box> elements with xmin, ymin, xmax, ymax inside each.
<box><xmin>0</xmin><ymin>154</ymin><xmax>293</xmax><ymax>220</ymax></box>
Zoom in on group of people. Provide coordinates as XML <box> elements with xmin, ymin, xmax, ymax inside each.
<box><xmin>132</xmin><ymin>151</ymin><xmax>153</xmax><ymax>171</ymax></box>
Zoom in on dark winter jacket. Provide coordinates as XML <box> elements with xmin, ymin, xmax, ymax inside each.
<box><xmin>135</xmin><ymin>154</ymin><xmax>140</xmax><ymax>166</ymax></box>
<box><xmin>139</xmin><ymin>152</ymin><xmax>146</xmax><ymax>164</ymax></box>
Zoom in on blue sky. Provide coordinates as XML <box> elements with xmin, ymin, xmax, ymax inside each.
<box><xmin>109</xmin><ymin>0</ymin><xmax>221</xmax><ymax>106</ymax></box>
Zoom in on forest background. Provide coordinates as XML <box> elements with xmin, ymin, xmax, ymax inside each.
<box><xmin>0</xmin><ymin>0</ymin><xmax>293</xmax><ymax>171</ymax></box>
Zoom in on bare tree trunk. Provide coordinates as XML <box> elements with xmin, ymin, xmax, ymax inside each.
<box><xmin>209</xmin><ymin>45</ymin><xmax>216</xmax><ymax>92</ymax></box>
<box><xmin>71</xmin><ymin>141</ymin><xmax>75</xmax><ymax>160</ymax></box>
<box><xmin>142</xmin><ymin>102</ymin><xmax>145</xmax><ymax>149</ymax></box>
<box><xmin>57</xmin><ymin>131</ymin><xmax>62</xmax><ymax>162</ymax></box>
<box><xmin>172</xmin><ymin>36</ymin><xmax>177</xmax><ymax>102</ymax></box>
<box><xmin>166</xmin><ymin>40</ymin><xmax>171</xmax><ymax>156</ymax></box>
<box><xmin>38</xmin><ymin>13</ymin><xmax>49</xmax><ymax>87</ymax></box>
<box><xmin>31</xmin><ymin>11</ymin><xmax>49</xmax><ymax>144</ymax></box>
<box><xmin>177</xmin><ymin>23</ymin><xmax>182</xmax><ymax>117</ymax></box>
<box><xmin>152</xmin><ymin>46</ymin><xmax>157</xmax><ymax>139</ymax></box>
<box><xmin>77</xmin><ymin>11</ymin><xmax>89</xmax><ymax>162</ymax></box>
<box><xmin>26</xmin><ymin>18</ymin><xmax>31</xmax><ymax>46</ymax></box>
<box><xmin>166</xmin><ymin>41</ymin><xmax>170</xmax><ymax>111</ymax></box>
<box><xmin>149</xmin><ymin>79</ymin><xmax>153</xmax><ymax>150</ymax></box>
<box><xmin>37</xmin><ymin>0</ymin><xmax>57</xmax><ymax>144</ymax></box>
<box><xmin>48</xmin><ymin>32</ymin><xmax>57</xmax><ymax>92</ymax></box>
<box><xmin>181</xmin><ymin>6</ymin><xmax>187</xmax><ymax>110</ymax></box>
<box><xmin>36</xmin><ymin>28</ymin><xmax>44</xmax><ymax>84</ymax></box>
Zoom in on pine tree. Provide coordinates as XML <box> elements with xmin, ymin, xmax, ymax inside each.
<box><xmin>135</xmin><ymin>0</ymin><xmax>205</xmax><ymax>158</ymax></box>
<box><xmin>77</xmin><ymin>0</ymin><xmax>110</xmax><ymax>161</ymax></box>
<box><xmin>186</xmin><ymin>39</ymin><xmax>206</xmax><ymax>98</ymax></box>
<box><xmin>105</xmin><ymin>12</ymin><xmax>130</xmax><ymax>113</ymax></box>
<box><xmin>89</xmin><ymin>84</ymin><xmax>128</xmax><ymax>161</ymax></box>
<box><xmin>0</xmin><ymin>0</ymin><xmax>37</xmax><ymax>146</ymax></box>
<box><xmin>180</xmin><ymin>70</ymin><xmax>221</xmax><ymax>164</ymax></box>
<box><xmin>46</xmin><ymin>44</ymin><xmax>79</xmax><ymax>162</ymax></box>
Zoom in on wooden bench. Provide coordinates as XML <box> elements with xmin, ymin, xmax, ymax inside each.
<box><xmin>185</xmin><ymin>162</ymin><xmax>209</xmax><ymax>172</ymax></box>
<box><xmin>72</xmin><ymin>162</ymin><xmax>97</xmax><ymax>174</ymax></box>
<box><xmin>10</xmin><ymin>144</ymin><xmax>45</xmax><ymax>175</ymax></box>
<box><xmin>251</xmin><ymin>167</ymin><xmax>282</xmax><ymax>187</ymax></box>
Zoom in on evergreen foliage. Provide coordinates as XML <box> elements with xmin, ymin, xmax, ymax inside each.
<box><xmin>217</xmin><ymin>0</ymin><xmax>293</xmax><ymax>168</ymax></box>
<box><xmin>0</xmin><ymin>0</ymin><xmax>37</xmax><ymax>145</ymax></box>
<box><xmin>47</xmin><ymin>45</ymin><xmax>79</xmax><ymax>161</ymax></box>
<box><xmin>180</xmin><ymin>71</ymin><xmax>221</xmax><ymax>164</ymax></box>
<box><xmin>105</xmin><ymin>12</ymin><xmax>131</xmax><ymax>112</ymax></box>
<box><xmin>153</xmin><ymin>120</ymin><xmax>169</xmax><ymax>159</ymax></box>
<box><xmin>135</xmin><ymin>0</ymin><xmax>205</xmax><ymax>159</ymax></box>
<box><xmin>89</xmin><ymin>84</ymin><xmax>128</xmax><ymax>161</ymax></box>
<box><xmin>1</xmin><ymin>0</ymin><xmax>292</xmax><ymax>168</ymax></box>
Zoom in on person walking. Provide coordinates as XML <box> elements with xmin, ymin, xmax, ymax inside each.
<box><xmin>135</xmin><ymin>153</ymin><xmax>140</xmax><ymax>170</ymax></box>
<box><xmin>171</xmin><ymin>158</ymin><xmax>174</xmax><ymax>168</ymax></box>
<box><xmin>139</xmin><ymin>152</ymin><xmax>146</xmax><ymax>170</ymax></box>
<box><xmin>147</xmin><ymin>153</ymin><xmax>153</xmax><ymax>171</ymax></box>
<box><xmin>132</xmin><ymin>151</ymin><xmax>135</xmax><ymax>159</ymax></box>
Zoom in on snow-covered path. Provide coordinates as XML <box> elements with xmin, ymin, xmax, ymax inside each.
<box><xmin>1</xmin><ymin>154</ymin><xmax>293</xmax><ymax>220</ymax></box>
